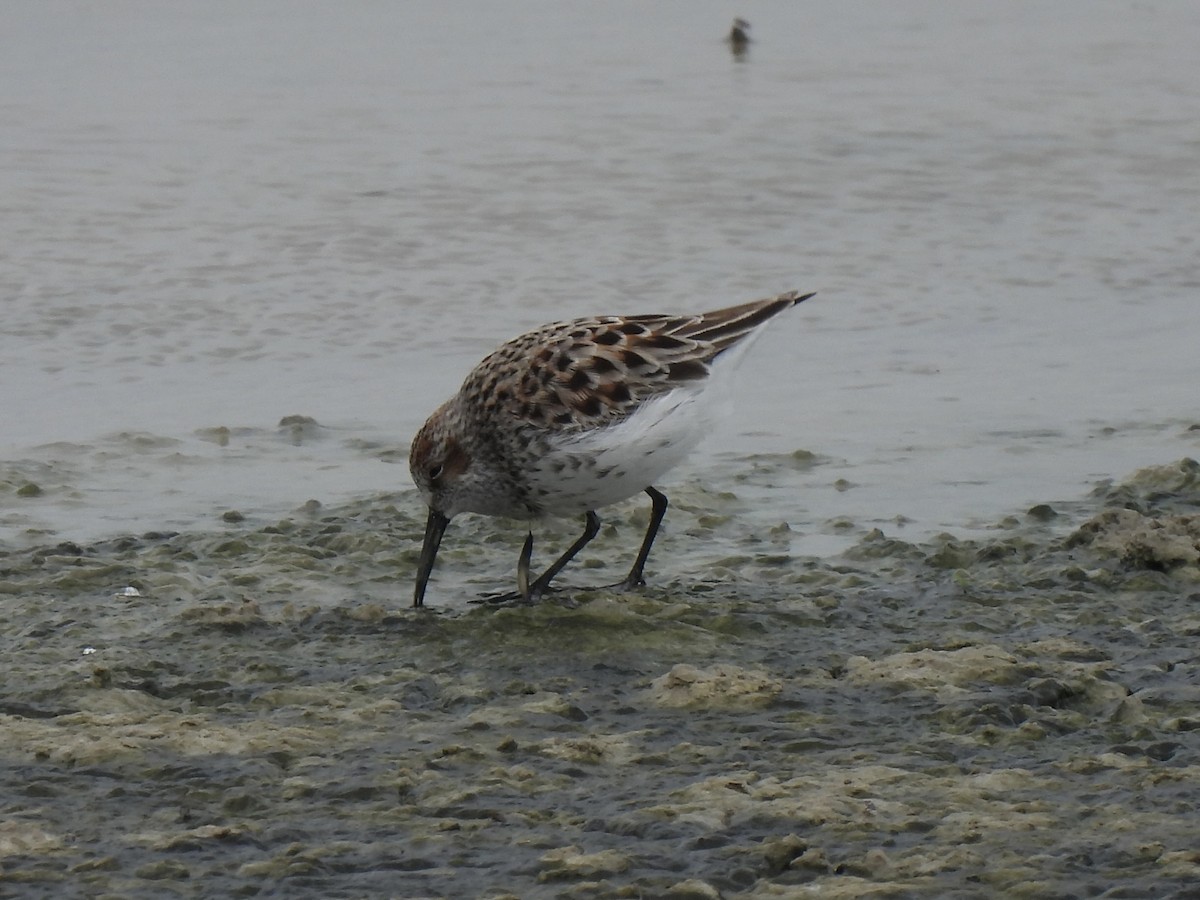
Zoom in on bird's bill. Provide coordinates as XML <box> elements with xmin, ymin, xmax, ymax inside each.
<box><xmin>413</xmin><ymin>507</ymin><xmax>450</xmax><ymax>607</ymax></box>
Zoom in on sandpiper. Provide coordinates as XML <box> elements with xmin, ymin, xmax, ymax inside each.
<box><xmin>410</xmin><ymin>289</ymin><xmax>814</xmax><ymax>606</ymax></box>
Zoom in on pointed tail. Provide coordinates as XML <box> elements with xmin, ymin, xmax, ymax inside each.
<box><xmin>677</xmin><ymin>290</ymin><xmax>815</xmax><ymax>358</ymax></box>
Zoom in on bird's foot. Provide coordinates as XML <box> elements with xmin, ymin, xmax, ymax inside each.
<box><xmin>471</xmin><ymin>577</ymin><xmax>644</xmax><ymax>608</ymax></box>
<box><xmin>470</xmin><ymin>584</ymin><xmax>565</xmax><ymax>607</ymax></box>
<box><xmin>593</xmin><ymin>574</ymin><xmax>647</xmax><ymax>594</ymax></box>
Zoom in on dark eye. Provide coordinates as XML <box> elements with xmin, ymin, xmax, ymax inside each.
<box><xmin>428</xmin><ymin>464</ymin><xmax>444</xmax><ymax>481</ymax></box>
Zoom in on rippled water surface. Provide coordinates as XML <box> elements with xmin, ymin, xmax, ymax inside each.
<box><xmin>4</xmin><ymin>0</ymin><xmax>1198</xmax><ymax>551</ymax></box>
<box><xmin>2</xmin><ymin>2</ymin><xmax>1200</xmax><ymax>897</ymax></box>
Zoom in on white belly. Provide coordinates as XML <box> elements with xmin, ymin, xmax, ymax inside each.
<box><xmin>525</xmin><ymin>384</ymin><xmax>714</xmax><ymax>516</ymax></box>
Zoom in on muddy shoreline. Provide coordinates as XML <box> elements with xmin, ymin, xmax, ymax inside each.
<box><xmin>1</xmin><ymin>460</ymin><xmax>1198</xmax><ymax>898</ymax></box>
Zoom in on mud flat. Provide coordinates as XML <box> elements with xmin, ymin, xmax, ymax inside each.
<box><xmin>1</xmin><ymin>459</ymin><xmax>1198</xmax><ymax>898</ymax></box>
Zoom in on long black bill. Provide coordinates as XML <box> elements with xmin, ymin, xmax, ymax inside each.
<box><xmin>413</xmin><ymin>508</ymin><xmax>450</xmax><ymax>608</ymax></box>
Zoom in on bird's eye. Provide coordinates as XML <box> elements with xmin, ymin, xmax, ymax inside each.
<box><xmin>429</xmin><ymin>464</ymin><xmax>444</xmax><ymax>481</ymax></box>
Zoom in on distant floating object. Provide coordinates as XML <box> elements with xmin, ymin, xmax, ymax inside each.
<box><xmin>727</xmin><ymin>18</ymin><xmax>750</xmax><ymax>56</ymax></box>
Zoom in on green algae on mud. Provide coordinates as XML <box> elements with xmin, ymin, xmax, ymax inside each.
<box><xmin>0</xmin><ymin>460</ymin><xmax>1198</xmax><ymax>897</ymax></box>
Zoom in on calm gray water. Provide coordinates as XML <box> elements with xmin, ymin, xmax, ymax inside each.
<box><xmin>3</xmin><ymin>5</ymin><xmax>1200</xmax><ymax>898</ymax></box>
<box><xmin>3</xmin><ymin>1</ymin><xmax>1198</xmax><ymax>549</ymax></box>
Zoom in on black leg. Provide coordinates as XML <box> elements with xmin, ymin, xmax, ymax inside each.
<box><xmin>526</xmin><ymin>510</ymin><xmax>601</xmax><ymax>600</ymax></box>
<box><xmin>476</xmin><ymin>491</ymin><xmax>664</xmax><ymax>607</ymax></box>
<box><xmin>516</xmin><ymin>531</ymin><xmax>534</xmax><ymax>601</ymax></box>
<box><xmin>618</xmin><ymin>486</ymin><xmax>668</xmax><ymax>590</ymax></box>
<box><xmin>474</xmin><ymin>512</ymin><xmax>602</xmax><ymax>606</ymax></box>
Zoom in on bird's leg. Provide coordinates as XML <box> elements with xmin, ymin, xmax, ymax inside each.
<box><xmin>516</xmin><ymin>531</ymin><xmax>534</xmax><ymax>601</ymax></box>
<box><xmin>474</xmin><ymin>512</ymin><xmax>601</xmax><ymax>605</ymax></box>
<box><xmin>612</xmin><ymin>486</ymin><xmax>668</xmax><ymax>591</ymax></box>
<box><xmin>526</xmin><ymin>511</ymin><xmax>601</xmax><ymax>599</ymax></box>
<box><xmin>475</xmin><ymin>531</ymin><xmax>536</xmax><ymax>605</ymax></box>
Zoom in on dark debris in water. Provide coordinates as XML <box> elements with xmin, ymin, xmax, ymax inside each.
<box><xmin>0</xmin><ymin>460</ymin><xmax>1199</xmax><ymax>897</ymax></box>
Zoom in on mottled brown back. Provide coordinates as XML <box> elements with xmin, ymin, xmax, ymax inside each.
<box><xmin>457</xmin><ymin>290</ymin><xmax>814</xmax><ymax>431</ymax></box>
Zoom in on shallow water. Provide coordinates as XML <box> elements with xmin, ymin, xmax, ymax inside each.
<box><xmin>3</xmin><ymin>1</ymin><xmax>1199</xmax><ymax>552</ymax></box>
<box><xmin>3</xmin><ymin>3</ymin><xmax>1200</xmax><ymax>897</ymax></box>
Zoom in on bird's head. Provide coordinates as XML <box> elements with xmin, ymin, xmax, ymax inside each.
<box><xmin>409</xmin><ymin>404</ymin><xmax>476</xmax><ymax>607</ymax></box>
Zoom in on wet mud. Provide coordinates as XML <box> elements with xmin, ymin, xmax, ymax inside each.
<box><xmin>1</xmin><ymin>459</ymin><xmax>1199</xmax><ymax>898</ymax></box>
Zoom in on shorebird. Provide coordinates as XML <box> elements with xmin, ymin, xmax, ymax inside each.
<box><xmin>409</xmin><ymin>289</ymin><xmax>814</xmax><ymax>607</ymax></box>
